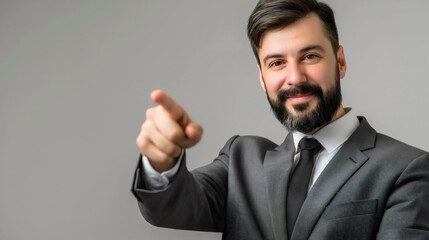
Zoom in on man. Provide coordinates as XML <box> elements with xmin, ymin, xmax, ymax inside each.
<box><xmin>132</xmin><ymin>0</ymin><xmax>429</xmax><ymax>239</ymax></box>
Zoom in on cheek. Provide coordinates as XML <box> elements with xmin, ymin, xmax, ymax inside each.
<box><xmin>307</xmin><ymin>64</ymin><xmax>336</xmax><ymax>90</ymax></box>
<box><xmin>263</xmin><ymin>71</ymin><xmax>286</xmax><ymax>92</ymax></box>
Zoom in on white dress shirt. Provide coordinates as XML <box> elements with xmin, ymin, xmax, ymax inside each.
<box><xmin>142</xmin><ymin>108</ymin><xmax>360</xmax><ymax>190</ymax></box>
<box><xmin>292</xmin><ymin>108</ymin><xmax>360</xmax><ymax>190</ymax></box>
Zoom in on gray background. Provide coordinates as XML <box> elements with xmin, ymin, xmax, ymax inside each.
<box><xmin>1</xmin><ymin>0</ymin><xmax>428</xmax><ymax>239</ymax></box>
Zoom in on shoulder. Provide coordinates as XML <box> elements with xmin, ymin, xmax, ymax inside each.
<box><xmin>355</xmin><ymin>116</ymin><xmax>427</xmax><ymax>160</ymax></box>
<box><xmin>367</xmin><ymin>132</ymin><xmax>429</xmax><ymax>175</ymax></box>
<box><xmin>216</xmin><ymin>135</ymin><xmax>279</xmax><ymax>160</ymax></box>
<box><xmin>225</xmin><ymin>135</ymin><xmax>279</xmax><ymax>151</ymax></box>
<box><xmin>374</xmin><ymin>133</ymin><xmax>427</xmax><ymax>158</ymax></box>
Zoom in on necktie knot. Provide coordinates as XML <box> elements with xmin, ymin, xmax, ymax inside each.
<box><xmin>298</xmin><ymin>138</ymin><xmax>323</xmax><ymax>152</ymax></box>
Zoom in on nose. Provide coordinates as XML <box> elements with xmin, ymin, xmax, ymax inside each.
<box><xmin>285</xmin><ymin>62</ymin><xmax>306</xmax><ymax>86</ymax></box>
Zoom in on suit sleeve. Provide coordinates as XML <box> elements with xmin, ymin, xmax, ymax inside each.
<box><xmin>131</xmin><ymin>135</ymin><xmax>239</xmax><ymax>232</ymax></box>
<box><xmin>377</xmin><ymin>153</ymin><xmax>429</xmax><ymax>240</ymax></box>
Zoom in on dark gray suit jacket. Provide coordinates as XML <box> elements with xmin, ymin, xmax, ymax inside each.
<box><xmin>132</xmin><ymin>117</ymin><xmax>429</xmax><ymax>240</ymax></box>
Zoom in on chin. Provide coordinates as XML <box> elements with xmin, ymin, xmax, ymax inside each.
<box><xmin>288</xmin><ymin>102</ymin><xmax>317</xmax><ymax>115</ymax></box>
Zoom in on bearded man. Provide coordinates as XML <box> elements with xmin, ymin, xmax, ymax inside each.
<box><xmin>132</xmin><ymin>0</ymin><xmax>429</xmax><ymax>239</ymax></box>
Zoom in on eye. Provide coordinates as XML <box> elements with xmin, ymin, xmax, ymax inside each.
<box><xmin>304</xmin><ymin>54</ymin><xmax>319</xmax><ymax>59</ymax></box>
<box><xmin>269</xmin><ymin>60</ymin><xmax>284</xmax><ymax>68</ymax></box>
<box><xmin>301</xmin><ymin>53</ymin><xmax>322</xmax><ymax>64</ymax></box>
<box><xmin>303</xmin><ymin>54</ymin><xmax>319</xmax><ymax>60</ymax></box>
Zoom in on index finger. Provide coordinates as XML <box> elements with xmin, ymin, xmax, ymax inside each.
<box><xmin>151</xmin><ymin>89</ymin><xmax>185</xmax><ymax>122</ymax></box>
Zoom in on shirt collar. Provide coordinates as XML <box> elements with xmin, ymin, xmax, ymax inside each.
<box><xmin>292</xmin><ymin>108</ymin><xmax>360</xmax><ymax>154</ymax></box>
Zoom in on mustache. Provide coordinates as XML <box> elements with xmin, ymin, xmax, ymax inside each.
<box><xmin>277</xmin><ymin>85</ymin><xmax>323</xmax><ymax>102</ymax></box>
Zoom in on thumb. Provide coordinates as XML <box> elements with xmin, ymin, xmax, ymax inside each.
<box><xmin>183</xmin><ymin>121</ymin><xmax>203</xmax><ymax>148</ymax></box>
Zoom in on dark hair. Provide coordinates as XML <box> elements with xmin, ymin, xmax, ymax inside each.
<box><xmin>247</xmin><ymin>0</ymin><xmax>339</xmax><ymax>65</ymax></box>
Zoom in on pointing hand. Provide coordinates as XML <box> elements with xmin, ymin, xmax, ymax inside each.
<box><xmin>136</xmin><ymin>90</ymin><xmax>203</xmax><ymax>172</ymax></box>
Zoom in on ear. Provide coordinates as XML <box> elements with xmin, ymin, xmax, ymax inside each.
<box><xmin>337</xmin><ymin>45</ymin><xmax>347</xmax><ymax>79</ymax></box>
<box><xmin>258</xmin><ymin>64</ymin><xmax>266</xmax><ymax>92</ymax></box>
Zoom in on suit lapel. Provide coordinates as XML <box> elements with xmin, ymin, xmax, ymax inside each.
<box><xmin>291</xmin><ymin>117</ymin><xmax>377</xmax><ymax>240</ymax></box>
<box><xmin>264</xmin><ymin>133</ymin><xmax>295</xmax><ymax>240</ymax></box>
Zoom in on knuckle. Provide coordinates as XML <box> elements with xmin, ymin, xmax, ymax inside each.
<box><xmin>140</xmin><ymin>122</ymin><xmax>146</xmax><ymax>131</ymax></box>
<box><xmin>140</xmin><ymin>121</ymin><xmax>150</xmax><ymax>132</ymax></box>
<box><xmin>145</xmin><ymin>108</ymin><xmax>155</xmax><ymax>119</ymax></box>
<box><xmin>136</xmin><ymin>136</ymin><xmax>148</xmax><ymax>150</ymax></box>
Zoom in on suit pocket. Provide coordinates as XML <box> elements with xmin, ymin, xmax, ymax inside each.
<box><xmin>312</xmin><ymin>200</ymin><xmax>379</xmax><ymax>240</ymax></box>
<box><xmin>324</xmin><ymin>199</ymin><xmax>378</xmax><ymax>220</ymax></box>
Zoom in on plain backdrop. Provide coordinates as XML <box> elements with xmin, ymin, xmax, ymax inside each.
<box><xmin>1</xmin><ymin>0</ymin><xmax>428</xmax><ymax>239</ymax></box>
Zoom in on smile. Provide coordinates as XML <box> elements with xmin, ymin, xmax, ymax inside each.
<box><xmin>287</xmin><ymin>94</ymin><xmax>314</xmax><ymax>104</ymax></box>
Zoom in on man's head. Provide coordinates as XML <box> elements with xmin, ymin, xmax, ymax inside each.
<box><xmin>247</xmin><ymin>0</ymin><xmax>339</xmax><ymax>65</ymax></box>
<box><xmin>247</xmin><ymin>0</ymin><xmax>347</xmax><ymax>134</ymax></box>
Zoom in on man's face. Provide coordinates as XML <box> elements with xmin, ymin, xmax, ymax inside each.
<box><xmin>257</xmin><ymin>13</ymin><xmax>347</xmax><ymax>134</ymax></box>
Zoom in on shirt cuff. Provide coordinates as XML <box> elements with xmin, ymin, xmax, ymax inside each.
<box><xmin>141</xmin><ymin>150</ymin><xmax>184</xmax><ymax>190</ymax></box>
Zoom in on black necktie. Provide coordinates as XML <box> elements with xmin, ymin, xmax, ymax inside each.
<box><xmin>286</xmin><ymin>138</ymin><xmax>323</xmax><ymax>238</ymax></box>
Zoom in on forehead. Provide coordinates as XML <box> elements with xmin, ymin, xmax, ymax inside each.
<box><xmin>259</xmin><ymin>13</ymin><xmax>332</xmax><ymax>56</ymax></box>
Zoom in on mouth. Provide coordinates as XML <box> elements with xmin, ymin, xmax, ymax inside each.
<box><xmin>286</xmin><ymin>93</ymin><xmax>314</xmax><ymax>104</ymax></box>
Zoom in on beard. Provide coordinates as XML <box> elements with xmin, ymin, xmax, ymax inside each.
<box><xmin>265</xmin><ymin>68</ymin><xmax>342</xmax><ymax>133</ymax></box>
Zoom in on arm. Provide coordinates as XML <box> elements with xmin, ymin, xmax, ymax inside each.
<box><xmin>377</xmin><ymin>153</ymin><xmax>429</xmax><ymax>239</ymax></box>
<box><xmin>133</xmin><ymin>89</ymin><xmax>233</xmax><ymax>231</ymax></box>
<box><xmin>132</xmin><ymin>136</ymin><xmax>238</xmax><ymax>232</ymax></box>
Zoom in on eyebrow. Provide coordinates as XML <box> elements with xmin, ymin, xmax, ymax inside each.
<box><xmin>262</xmin><ymin>44</ymin><xmax>326</xmax><ymax>66</ymax></box>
